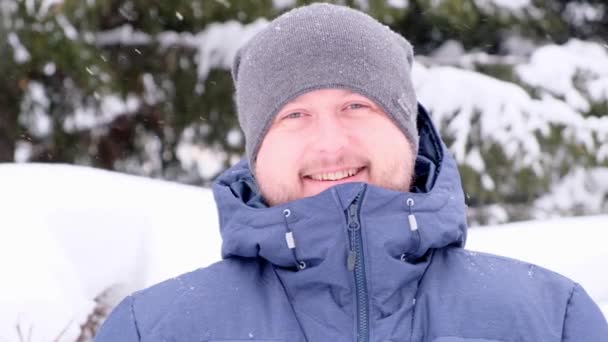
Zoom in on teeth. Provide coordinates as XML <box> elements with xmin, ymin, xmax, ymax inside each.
<box><xmin>309</xmin><ymin>168</ymin><xmax>359</xmax><ymax>181</ymax></box>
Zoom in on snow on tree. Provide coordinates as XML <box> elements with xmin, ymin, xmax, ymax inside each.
<box><xmin>1</xmin><ymin>0</ymin><xmax>607</xmax><ymax>223</ymax></box>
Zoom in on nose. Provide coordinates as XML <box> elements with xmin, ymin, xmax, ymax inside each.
<box><xmin>311</xmin><ymin>112</ymin><xmax>350</xmax><ymax>154</ymax></box>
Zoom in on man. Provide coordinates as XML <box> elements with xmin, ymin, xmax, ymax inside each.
<box><xmin>96</xmin><ymin>3</ymin><xmax>608</xmax><ymax>341</ymax></box>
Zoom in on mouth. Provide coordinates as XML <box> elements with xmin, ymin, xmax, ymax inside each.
<box><xmin>303</xmin><ymin>167</ymin><xmax>365</xmax><ymax>182</ymax></box>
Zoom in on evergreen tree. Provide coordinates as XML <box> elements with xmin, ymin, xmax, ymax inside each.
<box><xmin>1</xmin><ymin>0</ymin><xmax>607</xmax><ymax>223</ymax></box>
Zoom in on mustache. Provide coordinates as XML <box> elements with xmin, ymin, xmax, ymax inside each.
<box><xmin>299</xmin><ymin>154</ymin><xmax>369</xmax><ymax>175</ymax></box>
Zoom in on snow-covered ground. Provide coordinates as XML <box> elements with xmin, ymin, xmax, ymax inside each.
<box><xmin>0</xmin><ymin>163</ymin><xmax>606</xmax><ymax>341</ymax></box>
<box><xmin>0</xmin><ymin>163</ymin><xmax>220</xmax><ymax>341</ymax></box>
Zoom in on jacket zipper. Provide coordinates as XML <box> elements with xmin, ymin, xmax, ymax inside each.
<box><xmin>346</xmin><ymin>190</ymin><xmax>369</xmax><ymax>342</ymax></box>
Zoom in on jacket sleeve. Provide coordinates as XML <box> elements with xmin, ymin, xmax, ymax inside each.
<box><xmin>562</xmin><ymin>283</ymin><xmax>608</xmax><ymax>342</ymax></box>
<box><xmin>94</xmin><ymin>295</ymin><xmax>141</xmax><ymax>342</ymax></box>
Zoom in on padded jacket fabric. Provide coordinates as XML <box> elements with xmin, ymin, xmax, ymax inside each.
<box><xmin>95</xmin><ymin>105</ymin><xmax>608</xmax><ymax>342</ymax></box>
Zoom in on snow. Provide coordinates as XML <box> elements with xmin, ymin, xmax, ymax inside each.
<box><xmin>533</xmin><ymin>167</ymin><xmax>608</xmax><ymax>219</ymax></box>
<box><xmin>176</xmin><ymin>138</ymin><xmax>227</xmax><ymax>179</ymax></box>
<box><xmin>19</xmin><ymin>82</ymin><xmax>52</xmax><ymax>138</ymax></box>
<box><xmin>0</xmin><ymin>164</ymin><xmax>220</xmax><ymax>341</ymax></box>
<box><xmin>1</xmin><ymin>210</ymin><xmax>93</xmax><ymax>341</ymax></box>
<box><xmin>430</xmin><ymin>40</ymin><xmax>466</xmax><ymax>64</ymax></box>
<box><xmin>272</xmin><ymin>0</ymin><xmax>296</xmax><ymax>10</ymax></box>
<box><xmin>564</xmin><ymin>2</ymin><xmax>605</xmax><ymax>27</ymax></box>
<box><xmin>43</xmin><ymin>62</ymin><xmax>56</xmax><ymax>76</ymax></box>
<box><xmin>473</xmin><ymin>0</ymin><xmax>531</xmax><ymax>15</ymax></box>
<box><xmin>56</xmin><ymin>14</ymin><xmax>78</xmax><ymax>40</ymax></box>
<box><xmin>413</xmin><ymin>45</ymin><xmax>608</xmax><ymax>180</ymax></box>
<box><xmin>429</xmin><ymin>0</ymin><xmax>531</xmax><ymax>13</ymax></box>
<box><xmin>94</xmin><ymin>19</ymin><xmax>268</xmax><ymax>89</ymax></box>
<box><xmin>413</xmin><ymin>62</ymin><xmax>547</xmax><ymax>170</ymax></box>
<box><xmin>62</xmin><ymin>94</ymin><xmax>140</xmax><ymax>132</ymax></box>
<box><xmin>354</xmin><ymin>0</ymin><xmax>369</xmax><ymax>11</ymax></box>
<box><xmin>14</xmin><ymin>141</ymin><xmax>34</xmax><ymax>162</ymax></box>
<box><xmin>418</xmin><ymin>39</ymin><xmax>608</xmax><ymax>165</ymax></box>
<box><xmin>94</xmin><ymin>25</ymin><xmax>152</xmax><ymax>46</ymax></box>
<box><xmin>157</xmin><ymin>19</ymin><xmax>268</xmax><ymax>85</ymax></box>
<box><xmin>387</xmin><ymin>0</ymin><xmax>409</xmax><ymax>9</ymax></box>
<box><xmin>0</xmin><ymin>0</ymin><xmax>17</xmax><ymax>27</ymax></box>
<box><xmin>475</xmin><ymin>0</ymin><xmax>530</xmax><ymax>10</ymax></box>
<box><xmin>226</xmin><ymin>128</ymin><xmax>243</xmax><ymax>148</ymax></box>
<box><xmin>464</xmin><ymin>147</ymin><xmax>485</xmax><ymax>173</ymax></box>
<box><xmin>0</xmin><ymin>163</ymin><xmax>606</xmax><ymax>341</ymax></box>
<box><xmin>516</xmin><ymin>39</ymin><xmax>608</xmax><ymax>108</ymax></box>
<box><xmin>142</xmin><ymin>73</ymin><xmax>165</xmax><ymax>105</ymax></box>
<box><xmin>8</xmin><ymin>32</ymin><xmax>31</xmax><ymax>64</ymax></box>
<box><xmin>38</xmin><ymin>0</ymin><xmax>63</xmax><ymax>18</ymax></box>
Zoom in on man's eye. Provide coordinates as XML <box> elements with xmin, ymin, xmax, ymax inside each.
<box><xmin>345</xmin><ymin>103</ymin><xmax>367</xmax><ymax>110</ymax></box>
<box><xmin>283</xmin><ymin>112</ymin><xmax>303</xmax><ymax>119</ymax></box>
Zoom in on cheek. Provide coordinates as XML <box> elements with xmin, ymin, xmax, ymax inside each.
<box><xmin>356</xmin><ymin>121</ymin><xmax>412</xmax><ymax>164</ymax></box>
<box><xmin>256</xmin><ymin>133</ymin><xmax>303</xmax><ymax>177</ymax></box>
<box><xmin>357</xmin><ymin>120</ymin><xmax>409</xmax><ymax>149</ymax></box>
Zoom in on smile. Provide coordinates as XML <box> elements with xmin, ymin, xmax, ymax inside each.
<box><xmin>306</xmin><ymin>167</ymin><xmax>362</xmax><ymax>181</ymax></box>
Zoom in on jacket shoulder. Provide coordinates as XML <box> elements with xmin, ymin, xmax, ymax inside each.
<box><xmin>128</xmin><ymin>258</ymin><xmax>281</xmax><ymax>338</ymax></box>
<box><xmin>432</xmin><ymin>246</ymin><xmax>578</xmax><ymax>306</ymax></box>
<box><xmin>441</xmin><ymin>247</ymin><xmax>576</xmax><ymax>289</ymax></box>
<box><xmin>420</xmin><ymin>247</ymin><xmax>578</xmax><ymax>341</ymax></box>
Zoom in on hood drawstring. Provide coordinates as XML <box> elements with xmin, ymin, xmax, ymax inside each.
<box><xmin>406</xmin><ymin>198</ymin><xmax>418</xmax><ymax>231</ymax></box>
<box><xmin>283</xmin><ymin>209</ymin><xmax>307</xmax><ymax>271</ymax></box>
<box><xmin>401</xmin><ymin>198</ymin><xmax>420</xmax><ymax>262</ymax></box>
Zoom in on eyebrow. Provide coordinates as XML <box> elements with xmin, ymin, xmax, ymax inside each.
<box><xmin>278</xmin><ymin>91</ymin><xmax>367</xmax><ymax>112</ymax></box>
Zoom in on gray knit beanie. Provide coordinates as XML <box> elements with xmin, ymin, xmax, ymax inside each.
<box><xmin>232</xmin><ymin>3</ymin><xmax>419</xmax><ymax>173</ymax></box>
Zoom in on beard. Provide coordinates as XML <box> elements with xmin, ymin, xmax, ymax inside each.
<box><xmin>256</xmin><ymin>153</ymin><xmax>416</xmax><ymax>207</ymax></box>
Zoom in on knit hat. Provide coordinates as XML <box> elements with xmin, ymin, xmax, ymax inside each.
<box><xmin>231</xmin><ymin>3</ymin><xmax>419</xmax><ymax>173</ymax></box>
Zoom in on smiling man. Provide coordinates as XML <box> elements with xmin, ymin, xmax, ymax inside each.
<box><xmin>256</xmin><ymin>89</ymin><xmax>416</xmax><ymax>206</ymax></box>
<box><xmin>95</xmin><ymin>3</ymin><xmax>608</xmax><ymax>342</ymax></box>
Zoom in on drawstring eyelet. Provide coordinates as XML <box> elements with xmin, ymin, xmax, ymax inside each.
<box><xmin>406</xmin><ymin>198</ymin><xmax>415</xmax><ymax>207</ymax></box>
<box><xmin>283</xmin><ymin>209</ymin><xmax>291</xmax><ymax>218</ymax></box>
<box><xmin>298</xmin><ymin>260</ymin><xmax>307</xmax><ymax>270</ymax></box>
<box><xmin>400</xmin><ymin>253</ymin><xmax>407</xmax><ymax>262</ymax></box>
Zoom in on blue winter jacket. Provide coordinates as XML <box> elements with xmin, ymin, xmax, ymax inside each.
<box><xmin>95</xmin><ymin>105</ymin><xmax>608</xmax><ymax>342</ymax></box>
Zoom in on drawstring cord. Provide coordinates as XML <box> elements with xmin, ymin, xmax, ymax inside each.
<box><xmin>283</xmin><ymin>199</ymin><xmax>418</xmax><ymax>268</ymax></box>
<box><xmin>401</xmin><ymin>198</ymin><xmax>419</xmax><ymax>262</ymax></box>
<box><xmin>283</xmin><ymin>209</ymin><xmax>307</xmax><ymax>270</ymax></box>
<box><xmin>406</xmin><ymin>198</ymin><xmax>418</xmax><ymax>231</ymax></box>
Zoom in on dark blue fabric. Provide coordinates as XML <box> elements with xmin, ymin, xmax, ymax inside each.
<box><xmin>96</xmin><ymin>105</ymin><xmax>608</xmax><ymax>342</ymax></box>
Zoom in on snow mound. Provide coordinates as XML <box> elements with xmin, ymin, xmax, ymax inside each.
<box><xmin>0</xmin><ymin>163</ymin><xmax>220</xmax><ymax>341</ymax></box>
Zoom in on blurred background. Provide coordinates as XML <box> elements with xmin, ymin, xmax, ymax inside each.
<box><xmin>1</xmin><ymin>0</ymin><xmax>607</xmax><ymax>225</ymax></box>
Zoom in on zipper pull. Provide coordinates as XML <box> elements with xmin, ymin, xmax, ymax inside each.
<box><xmin>347</xmin><ymin>250</ymin><xmax>357</xmax><ymax>271</ymax></box>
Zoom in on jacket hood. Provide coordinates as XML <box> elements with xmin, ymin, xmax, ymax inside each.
<box><xmin>212</xmin><ymin>104</ymin><xmax>467</xmax><ymax>269</ymax></box>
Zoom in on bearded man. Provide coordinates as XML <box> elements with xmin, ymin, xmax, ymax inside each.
<box><xmin>96</xmin><ymin>4</ymin><xmax>608</xmax><ymax>342</ymax></box>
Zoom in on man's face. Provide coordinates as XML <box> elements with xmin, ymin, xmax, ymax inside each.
<box><xmin>255</xmin><ymin>89</ymin><xmax>416</xmax><ymax>206</ymax></box>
